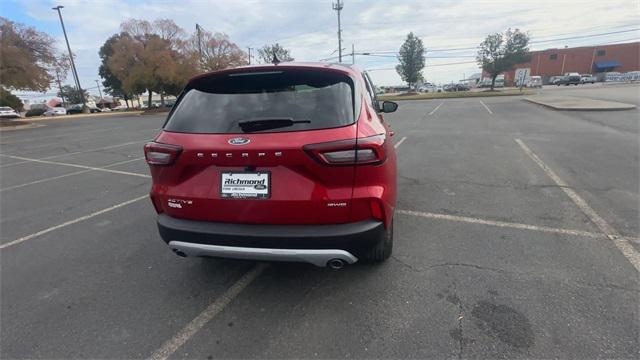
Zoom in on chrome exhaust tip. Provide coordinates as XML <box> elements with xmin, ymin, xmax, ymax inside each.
<box><xmin>327</xmin><ymin>258</ymin><xmax>346</xmax><ymax>270</ymax></box>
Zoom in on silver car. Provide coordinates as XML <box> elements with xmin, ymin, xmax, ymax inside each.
<box><xmin>0</xmin><ymin>106</ymin><xmax>20</xmax><ymax>118</ymax></box>
<box><xmin>44</xmin><ymin>106</ymin><xmax>67</xmax><ymax>116</ymax></box>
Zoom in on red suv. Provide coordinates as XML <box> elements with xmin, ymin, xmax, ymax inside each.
<box><xmin>145</xmin><ymin>63</ymin><xmax>398</xmax><ymax>268</ymax></box>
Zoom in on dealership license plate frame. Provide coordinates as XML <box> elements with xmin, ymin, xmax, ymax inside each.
<box><xmin>220</xmin><ymin>171</ymin><xmax>271</xmax><ymax>199</ymax></box>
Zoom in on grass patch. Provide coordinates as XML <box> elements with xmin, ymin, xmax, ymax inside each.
<box><xmin>379</xmin><ymin>89</ymin><xmax>534</xmax><ymax>101</ymax></box>
<box><xmin>141</xmin><ymin>108</ymin><xmax>171</xmax><ymax>115</ymax></box>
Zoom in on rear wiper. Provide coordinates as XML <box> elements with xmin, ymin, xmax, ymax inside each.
<box><xmin>238</xmin><ymin>117</ymin><xmax>311</xmax><ymax>132</ymax></box>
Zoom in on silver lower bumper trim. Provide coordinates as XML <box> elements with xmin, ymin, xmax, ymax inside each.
<box><xmin>168</xmin><ymin>241</ymin><xmax>358</xmax><ymax>267</ymax></box>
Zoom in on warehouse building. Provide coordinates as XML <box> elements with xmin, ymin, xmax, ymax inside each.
<box><xmin>484</xmin><ymin>41</ymin><xmax>639</xmax><ymax>85</ymax></box>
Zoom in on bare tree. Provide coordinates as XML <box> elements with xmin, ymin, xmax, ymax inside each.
<box><xmin>153</xmin><ymin>19</ymin><xmax>185</xmax><ymax>49</ymax></box>
<box><xmin>120</xmin><ymin>19</ymin><xmax>152</xmax><ymax>39</ymax></box>
<box><xmin>257</xmin><ymin>43</ymin><xmax>294</xmax><ymax>63</ymax></box>
<box><xmin>188</xmin><ymin>31</ymin><xmax>247</xmax><ymax>71</ymax></box>
<box><xmin>0</xmin><ymin>17</ymin><xmax>57</xmax><ymax>91</ymax></box>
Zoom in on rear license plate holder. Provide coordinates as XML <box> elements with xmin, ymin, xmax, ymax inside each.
<box><xmin>220</xmin><ymin>172</ymin><xmax>270</xmax><ymax>199</ymax></box>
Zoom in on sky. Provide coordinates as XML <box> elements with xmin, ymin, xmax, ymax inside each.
<box><xmin>2</xmin><ymin>0</ymin><xmax>639</xmax><ymax>99</ymax></box>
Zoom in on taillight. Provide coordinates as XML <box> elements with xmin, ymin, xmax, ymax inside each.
<box><xmin>304</xmin><ymin>134</ymin><xmax>386</xmax><ymax>166</ymax></box>
<box><xmin>144</xmin><ymin>142</ymin><xmax>182</xmax><ymax>166</ymax></box>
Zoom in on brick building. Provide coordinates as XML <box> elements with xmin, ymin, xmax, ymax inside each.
<box><xmin>483</xmin><ymin>41</ymin><xmax>640</xmax><ymax>85</ymax></box>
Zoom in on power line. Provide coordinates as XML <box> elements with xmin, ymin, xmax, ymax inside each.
<box><xmin>366</xmin><ymin>60</ymin><xmax>477</xmax><ymax>72</ymax></box>
<box><xmin>363</xmin><ymin>36</ymin><xmax>639</xmax><ymax>72</ymax></box>
<box><xmin>355</xmin><ymin>27</ymin><xmax>639</xmax><ymax>56</ymax></box>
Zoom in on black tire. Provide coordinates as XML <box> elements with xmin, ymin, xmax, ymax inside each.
<box><xmin>365</xmin><ymin>218</ymin><xmax>394</xmax><ymax>262</ymax></box>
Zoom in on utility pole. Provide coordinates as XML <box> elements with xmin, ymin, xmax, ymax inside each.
<box><xmin>95</xmin><ymin>80</ymin><xmax>103</xmax><ymax>107</ymax></box>
<box><xmin>52</xmin><ymin>5</ymin><xmax>87</xmax><ymax>111</ymax></box>
<box><xmin>351</xmin><ymin>43</ymin><xmax>355</xmax><ymax>64</ymax></box>
<box><xmin>247</xmin><ymin>47</ymin><xmax>253</xmax><ymax>65</ymax></box>
<box><xmin>196</xmin><ymin>24</ymin><xmax>203</xmax><ymax>67</ymax></box>
<box><xmin>332</xmin><ymin>0</ymin><xmax>343</xmax><ymax>62</ymax></box>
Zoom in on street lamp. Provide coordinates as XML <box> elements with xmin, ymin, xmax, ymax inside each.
<box><xmin>52</xmin><ymin>5</ymin><xmax>87</xmax><ymax>111</ymax></box>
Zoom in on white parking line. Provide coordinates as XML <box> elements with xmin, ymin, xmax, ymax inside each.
<box><xmin>479</xmin><ymin>100</ymin><xmax>493</xmax><ymax>114</ymax></box>
<box><xmin>394</xmin><ymin>136</ymin><xmax>407</xmax><ymax>149</ymax></box>
<box><xmin>0</xmin><ymin>139</ymin><xmax>149</xmax><ymax>168</ymax></box>
<box><xmin>515</xmin><ymin>138</ymin><xmax>640</xmax><ymax>272</ymax></box>
<box><xmin>0</xmin><ymin>157</ymin><xmax>145</xmax><ymax>192</ymax></box>
<box><xmin>149</xmin><ymin>263</ymin><xmax>268</xmax><ymax>360</ymax></box>
<box><xmin>428</xmin><ymin>102</ymin><xmax>444</xmax><ymax>115</ymax></box>
<box><xmin>0</xmin><ymin>126</ymin><xmax>118</xmax><ymax>144</ymax></box>
<box><xmin>0</xmin><ymin>154</ymin><xmax>150</xmax><ymax>179</ymax></box>
<box><xmin>0</xmin><ymin>194</ymin><xmax>149</xmax><ymax>250</ymax></box>
<box><xmin>397</xmin><ymin>209</ymin><xmax>624</xmax><ymax>240</ymax></box>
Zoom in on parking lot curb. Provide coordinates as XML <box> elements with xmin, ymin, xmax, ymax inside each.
<box><xmin>524</xmin><ymin>97</ymin><xmax>636</xmax><ymax>111</ymax></box>
<box><xmin>379</xmin><ymin>91</ymin><xmax>533</xmax><ymax>101</ymax></box>
<box><xmin>24</xmin><ymin>111</ymin><xmax>145</xmax><ymax>122</ymax></box>
<box><xmin>0</xmin><ymin>123</ymin><xmax>45</xmax><ymax>132</ymax></box>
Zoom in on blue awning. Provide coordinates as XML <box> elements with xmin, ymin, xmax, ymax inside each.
<box><xmin>594</xmin><ymin>60</ymin><xmax>621</xmax><ymax>70</ymax></box>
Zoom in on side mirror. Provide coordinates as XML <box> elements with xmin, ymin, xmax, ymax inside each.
<box><xmin>381</xmin><ymin>101</ymin><xmax>398</xmax><ymax>113</ymax></box>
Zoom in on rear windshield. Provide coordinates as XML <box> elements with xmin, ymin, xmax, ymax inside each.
<box><xmin>164</xmin><ymin>69</ymin><xmax>356</xmax><ymax>134</ymax></box>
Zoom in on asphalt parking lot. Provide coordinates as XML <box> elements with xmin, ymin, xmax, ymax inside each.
<box><xmin>1</xmin><ymin>84</ymin><xmax>638</xmax><ymax>359</ymax></box>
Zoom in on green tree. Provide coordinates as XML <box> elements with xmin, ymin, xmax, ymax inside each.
<box><xmin>108</xmin><ymin>19</ymin><xmax>196</xmax><ymax>107</ymax></box>
<box><xmin>99</xmin><ymin>33</ymin><xmax>136</xmax><ymax>107</ymax></box>
<box><xmin>395</xmin><ymin>33</ymin><xmax>425</xmax><ymax>89</ymax></box>
<box><xmin>57</xmin><ymin>85</ymin><xmax>89</xmax><ymax>104</ymax></box>
<box><xmin>476</xmin><ymin>28</ymin><xmax>530</xmax><ymax>90</ymax></box>
<box><xmin>257</xmin><ymin>43</ymin><xmax>294</xmax><ymax>63</ymax></box>
<box><xmin>0</xmin><ymin>87</ymin><xmax>23</xmax><ymax>110</ymax></box>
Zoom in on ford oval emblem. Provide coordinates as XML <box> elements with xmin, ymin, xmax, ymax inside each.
<box><xmin>228</xmin><ymin>137</ymin><xmax>250</xmax><ymax>145</ymax></box>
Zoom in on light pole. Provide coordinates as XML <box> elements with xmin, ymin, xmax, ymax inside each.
<box><xmin>52</xmin><ymin>5</ymin><xmax>87</xmax><ymax>111</ymax></box>
<box><xmin>332</xmin><ymin>0</ymin><xmax>343</xmax><ymax>62</ymax></box>
<box><xmin>95</xmin><ymin>79</ymin><xmax>103</xmax><ymax>107</ymax></box>
<box><xmin>55</xmin><ymin>70</ymin><xmax>65</xmax><ymax>108</ymax></box>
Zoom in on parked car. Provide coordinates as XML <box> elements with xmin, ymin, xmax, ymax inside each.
<box><xmin>0</xmin><ymin>106</ymin><xmax>20</xmax><ymax>118</ymax></box>
<box><xmin>549</xmin><ymin>76</ymin><xmax>562</xmax><ymax>85</ymax></box>
<box><xmin>145</xmin><ymin>63</ymin><xmax>398</xmax><ymax>268</ymax></box>
<box><xmin>557</xmin><ymin>72</ymin><xmax>581</xmax><ymax>86</ymax></box>
<box><xmin>420</xmin><ymin>84</ymin><xmax>438</xmax><ymax>93</ymax></box>
<box><xmin>66</xmin><ymin>104</ymin><xmax>101</xmax><ymax>114</ymax></box>
<box><xmin>112</xmin><ymin>105</ymin><xmax>129</xmax><ymax>111</ymax></box>
<box><xmin>44</xmin><ymin>106</ymin><xmax>67</xmax><ymax>116</ymax></box>
<box><xmin>445</xmin><ymin>83</ymin><xmax>469</xmax><ymax>92</ymax></box>
<box><xmin>25</xmin><ymin>108</ymin><xmax>46</xmax><ymax>117</ymax></box>
<box><xmin>580</xmin><ymin>74</ymin><xmax>596</xmax><ymax>84</ymax></box>
<box><xmin>526</xmin><ymin>76</ymin><xmax>542</xmax><ymax>88</ymax></box>
<box><xmin>477</xmin><ymin>78</ymin><xmax>504</xmax><ymax>88</ymax></box>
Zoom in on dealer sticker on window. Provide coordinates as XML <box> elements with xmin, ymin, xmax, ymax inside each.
<box><xmin>221</xmin><ymin>172</ymin><xmax>270</xmax><ymax>199</ymax></box>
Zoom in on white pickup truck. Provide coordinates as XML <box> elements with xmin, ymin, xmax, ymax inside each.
<box><xmin>580</xmin><ymin>74</ymin><xmax>596</xmax><ymax>84</ymax></box>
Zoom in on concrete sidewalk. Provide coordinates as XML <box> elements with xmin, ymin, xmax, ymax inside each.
<box><xmin>524</xmin><ymin>96</ymin><xmax>636</xmax><ymax>111</ymax></box>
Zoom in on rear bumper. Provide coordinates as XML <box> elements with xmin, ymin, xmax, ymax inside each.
<box><xmin>157</xmin><ymin>214</ymin><xmax>385</xmax><ymax>266</ymax></box>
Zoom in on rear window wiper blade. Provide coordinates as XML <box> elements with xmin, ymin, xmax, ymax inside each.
<box><xmin>238</xmin><ymin>118</ymin><xmax>311</xmax><ymax>132</ymax></box>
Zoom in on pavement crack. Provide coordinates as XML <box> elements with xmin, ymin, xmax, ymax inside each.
<box><xmin>391</xmin><ymin>255</ymin><xmax>421</xmax><ymax>271</ymax></box>
<box><xmin>428</xmin><ymin>262</ymin><xmax>508</xmax><ymax>274</ymax></box>
<box><xmin>453</xmin><ymin>281</ymin><xmax>465</xmax><ymax>360</ymax></box>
